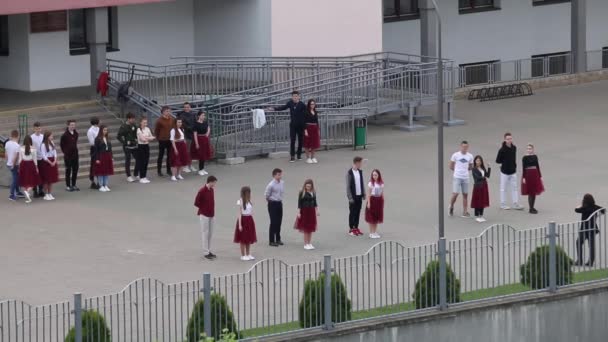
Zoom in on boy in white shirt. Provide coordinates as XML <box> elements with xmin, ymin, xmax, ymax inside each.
<box><xmin>449</xmin><ymin>141</ymin><xmax>474</xmax><ymax>218</ymax></box>
<box><xmin>6</xmin><ymin>130</ymin><xmax>24</xmax><ymax>201</ymax></box>
<box><xmin>30</xmin><ymin>122</ymin><xmax>44</xmax><ymax>197</ymax></box>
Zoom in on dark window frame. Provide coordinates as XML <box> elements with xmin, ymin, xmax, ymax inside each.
<box><xmin>531</xmin><ymin>51</ymin><xmax>570</xmax><ymax>78</ymax></box>
<box><xmin>383</xmin><ymin>0</ymin><xmax>420</xmax><ymax>23</ymax></box>
<box><xmin>459</xmin><ymin>60</ymin><xmax>500</xmax><ymax>86</ymax></box>
<box><xmin>459</xmin><ymin>0</ymin><xmax>501</xmax><ymax>14</ymax></box>
<box><xmin>69</xmin><ymin>8</ymin><xmax>119</xmax><ymax>56</ymax></box>
<box><xmin>602</xmin><ymin>47</ymin><xmax>608</xmax><ymax>69</ymax></box>
<box><xmin>0</xmin><ymin>15</ymin><xmax>8</xmax><ymax>56</ymax></box>
<box><xmin>532</xmin><ymin>0</ymin><xmax>571</xmax><ymax>6</ymax></box>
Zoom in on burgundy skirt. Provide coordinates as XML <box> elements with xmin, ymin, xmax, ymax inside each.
<box><xmin>190</xmin><ymin>135</ymin><xmax>213</xmax><ymax>161</ymax></box>
<box><xmin>522</xmin><ymin>168</ymin><xmax>544</xmax><ymax>196</ymax></box>
<box><xmin>365</xmin><ymin>196</ymin><xmax>384</xmax><ymax>224</ymax></box>
<box><xmin>234</xmin><ymin>215</ymin><xmax>257</xmax><ymax>244</ymax></box>
<box><xmin>471</xmin><ymin>180</ymin><xmax>490</xmax><ymax>209</ymax></box>
<box><xmin>38</xmin><ymin>157</ymin><xmax>59</xmax><ymax>184</ymax></box>
<box><xmin>303</xmin><ymin>123</ymin><xmax>321</xmax><ymax>150</ymax></box>
<box><xmin>170</xmin><ymin>141</ymin><xmax>192</xmax><ymax>167</ymax></box>
<box><xmin>19</xmin><ymin>160</ymin><xmax>41</xmax><ymax>188</ymax></box>
<box><xmin>295</xmin><ymin>207</ymin><xmax>317</xmax><ymax>233</ymax></box>
<box><xmin>94</xmin><ymin>152</ymin><xmax>114</xmax><ymax>176</ymax></box>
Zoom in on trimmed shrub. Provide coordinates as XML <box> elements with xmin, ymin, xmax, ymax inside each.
<box><xmin>413</xmin><ymin>260</ymin><xmax>461</xmax><ymax>309</ymax></box>
<box><xmin>298</xmin><ymin>273</ymin><xmax>352</xmax><ymax>328</ymax></box>
<box><xmin>520</xmin><ymin>245</ymin><xmax>573</xmax><ymax>289</ymax></box>
<box><xmin>186</xmin><ymin>293</ymin><xmax>239</xmax><ymax>342</ymax></box>
<box><xmin>64</xmin><ymin>310</ymin><xmax>111</xmax><ymax>342</ymax></box>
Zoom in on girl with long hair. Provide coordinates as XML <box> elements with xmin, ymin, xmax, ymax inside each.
<box><xmin>39</xmin><ymin>131</ymin><xmax>59</xmax><ymax>200</ymax></box>
<box><xmin>303</xmin><ymin>99</ymin><xmax>321</xmax><ymax>164</ymax></box>
<box><xmin>471</xmin><ymin>155</ymin><xmax>491</xmax><ymax>222</ymax></box>
<box><xmin>295</xmin><ymin>179</ymin><xmax>319</xmax><ymax>249</ymax></box>
<box><xmin>521</xmin><ymin>143</ymin><xmax>544</xmax><ymax>214</ymax></box>
<box><xmin>234</xmin><ymin>186</ymin><xmax>257</xmax><ymax>261</ymax></box>
<box><xmin>94</xmin><ymin>125</ymin><xmax>114</xmax><ymax>192</ymax></box>
<box><xmin>170</xmin><ymin>118</ymin><xmax>191</xmax><ymax>181</ymax></box>
<box><xmin>365</xmin><ymin>169</ymin><xmax>384</xmax><ymax>238</ymax></box>
<box><xmin>190</xmin><ymin>110</ymin><xmax>213</xmax><ymax>176</ymax></box>
<box><xmin>136</xmin><ymin>117</ymin><xmax>155</xmax><ymax>184</ymax></box>
<box><xmin>18</xmin><ymin>135</ymin><xmax>41</xmax><ymax>203</ymax></box>
<box><xmin>575</xmin><ymin>194</ymin><xmax>605</xmax><ymax>267</ymax></box>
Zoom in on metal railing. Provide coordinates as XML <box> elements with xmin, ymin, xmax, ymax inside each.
<box><xmin>2</xmin><ymin>210</ymin><xmax>606</xmax><ymax>341</ymax></box>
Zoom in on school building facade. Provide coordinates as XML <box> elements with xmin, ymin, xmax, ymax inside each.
<box><xmin>0</xmin><ymin>0</ymin><xmax>606</xmax><ymax>92</ymax></box>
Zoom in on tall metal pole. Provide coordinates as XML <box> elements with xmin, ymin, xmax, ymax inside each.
<box><xmin>431</xmin><ymin>0</ymin><xmax>444</xmax><ymax>239</ymax></box>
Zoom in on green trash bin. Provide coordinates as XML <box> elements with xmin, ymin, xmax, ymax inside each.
<box><xmin>354</xmin><ymin>118</ymin><xmax>367</xmax><ymax>150</ymax></box>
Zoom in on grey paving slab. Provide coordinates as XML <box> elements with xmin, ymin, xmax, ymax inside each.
<box><xmin>1</xmin><ymin>80</ymin><xmax>608</xmax><ymax>304</ymax></box>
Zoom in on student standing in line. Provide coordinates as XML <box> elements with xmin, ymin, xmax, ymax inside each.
<box><xmin>136</xmin><ymin>117</ymin><xmax>155</xmax><ymax>184</ymax></box>
<box><xmin>234</xmin><ymin>186</ymin><xmax>258</xmax><ymax>261</ymax></box>
<box><xmin>60</xmin><ymin>120</ymin><xmax>80</xmax><ymax>192</ymax></box>
<box><xmin>39</xmin><ymin>131</ymin><xmax>60</xmax><ymax>200</ymax></box>
<box><xmin>94</xmin><ymin>125</ymin><xmax>114</xmax><ymax>192</ymax></box>
<box><xmin>30</xmin><ymin>122</ymin><xmax>45</xmax><ymax>198</ymax></box>
<box><xmin>268</xmin><ymin>90</ymin><xmax>307</xmax><ymax>162</ymax></box>
<box><xmin>155</xmin><ymin>106</ymin><xmax>175</xmax><ymax>177</ymax></box>
<box><xmin>87</xmin><ymin>117</ymin><xmax>101</xmax><ymax>189</ymax></box>
<box><xmin>575</xmin><ymin>194</ymin><xmax>605</xmax><ymax>267</ymax></box>
<box><xmin>194</xmin><ymin>175</ymin><xmax>218</xmax><ymax>260</ymax></box>
<box><xmin>303</xmin><ymin>99</ymin><xmax>321</xmax><ymax>164</ymax></box>
<box><xmin>449</xmin><ymin>141</ymin><xmax>474</xmax><ymax>218</ymax></box>
<box><xmin>295</xmin><ymin>179</ymin><xmax>319</xmax><ymax>250</ymax></box>
<box><xmin>5</xmin><ymin>130</ymin><xmax>23</xmax><ymax>201</ymax></box>
<box><xmin>169</xmin><ymin>118</ymin><xmax>191</xmax><ymax>181</ymax></box>
<box><xmin>495</xmin><ymin>132</ymin><xmax>524</xmax><ymax>210</ymax></box>
<box><xmin>365</xmin><ymin>169</ymin><xmax>384</xmax><ymax>239</ymax></box>
<box><xmin>117</xmin><ymin>113</ymin><xmax>139</xmax><ymax>183</ymax></box>
<box><xmin>265</xmin><ymin>168</ymin><xmax>284</xmax><ymax>247</ymax></box>
<box><xmin>177</xmin><ymin>102</ymin><xmax>196</xmax><ymax>173</ymax></box>
<box><xmin>471</xmin><ymin>155</ymin><xmax>491</xmax><ymax>223</ymax></box>
<box><xmin>521</xmin><ymin>144</ymin><xmax>544</xmax><ymax>214</ymax></box>
<box><xmin>346</xmin><ymin>156</ymin><xmax>365</xmax><ymax>236</ymax></box>
<box><xmin>190</xmin><ymin>110</ymin><xmax>213</xmax><ymax>176</ymax></box>
<box><xmin>18</xmin><ymin>135</ymin><xmax>40</xmax><ymax>203</ymax></box>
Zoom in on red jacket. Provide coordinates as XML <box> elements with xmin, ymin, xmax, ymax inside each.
<box><xmin>195</xmin><ymin>185</ymin><xmax>215</xmax><ymax>217</ymax></box>
<box><xmin>97</xmin><ymin>72</ymin><xmax>109</xmax><ymax>96</ymax></box>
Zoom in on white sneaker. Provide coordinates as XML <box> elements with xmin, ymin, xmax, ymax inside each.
<box><xmin>512</xmin><ymin>204</ymin><xmax>524</xmax><ymax>210</ymax></box>
<box><xmin>99</xmin><ymin>187</ymin><xmax>106</xmax><ymax>192</ymax></box>
<box><xmin>139</xmin><ymin>178</ymin><xmax>150</xmax><ymax>184</ymax></box>
<box><xmin>183</xmin><ymin>166</ymin><xmax>191</xmax><ymax>173</ymax></box>
<box><xmin>500</xmin><ymin>205</ymin><xmax>511</xmax><ymax>210</ymax></box>
<box><xmin>177</xmin><ymin>174</ymin><xmax>184</xmax><ymax>180</ymax></box>
<box><xmin>135</xmin><ymin>176</ymin><xmax>140</xmax><ymax>181</ymax></box>
<box><xmin>43</xmin><ymin>194</ymin><xmax>53</xmax><ymax>201</ymax></box>
<box><xmin>202</xmin><ymin>169</ymin><xmax>209</xmax><ymax>175</ymax></box>
<box><xmin>372</xmin><ymin>233</ymin><xmax>381</xmax><ymax>239</ymax></box>
<box><xmin>240</xmin><ymin>256</ymin><xmax>249</xmax><ymax>261</ymax></box>
<box><xmin>197</xmin><ymin>170</ymin><xmax>205</xmax><ymax>176</ymax></box>
<box><xmin>171</xmin><ymin>176</ymin><xmax>177</xmax><ymax>182</ymax></box>
<box><xmin>304</xmin><ymin>245</ymin><xmax>312</xmax><ymax>250</ymax></box>
<box><xmin>479</xmin><ymin>217</ymin><xmax>487</xmax><ymax>222</ymax></box>
<box><xmin>104</xmin><ymin>186</ymin><xmax>111</xmax><ymax>192</ymax></box>
<box><xmin>24</xmin><ymin>191</ymin><xmax>32</xmax><ymax>203</ymax></box>
<box><xmin>127</xmin><ymin>176</ymin><xmax>135</xmax><ymax>183</ymax></box>
<box><xmin>49</xmin><ymin>194</ymin><xmax>55</xmax><ymax>200</ymax></box>
<box><xmin>306</xmin><ymin>158</ymin><xmax>313</xmax><ymax>164</ymax></box>
<box><xmin>248</xmin><ymin>255</ymin><xmax>255</xmax><ymax>260</ymax></box>
<box><xmin>308</xmin><ymin>244</ymin><xmax>315</xmax><ymax>250</ymax></box>
<box><xmin>312</xmin><ymin>158</ymin><xmax>318</xmax><ymax>163</ymax></box>
<box><xmin>190</xmin><ymin>165</ymin><xmax>198</xmax><ymax>172</ymax></box>
<box><xmin>475</xmin><ymin>217</ymin><xmax>484</xmax><ymax>223</ymax></box>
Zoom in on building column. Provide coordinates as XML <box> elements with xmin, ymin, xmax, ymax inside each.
<box><xmin>86</xmin><ymin>7</ymin><xmax>108</xmax><ymax>92</ymax></box>
<box><xmin>419</xmin><ymin>0</ymin><xmax>439</xmax><ymax>61</ymax></box>
<box><xmin>571</xmin><ymin>0</ymin><xmax>587</xmax><ymax>73</ymax></box>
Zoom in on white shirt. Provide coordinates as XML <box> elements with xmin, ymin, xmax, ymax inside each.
<box><xmin>237</xmin><ymin>199</ymin><xmax>253</xmax><ymax>215</ymax></box>
<box><xmin>170</xmin><ymin>128</ymin><xmax>185</xmax><ymax>141</ymax></box>
<box><xmin>137</xmin><ymin>127</ymin><xmax>153</xmax><ymax>145</ymax></box>
<box><xmin>87</xmin><ymin>126</ymin><xmax>99</xmax><ymax>146</ymax></box>
<box><xmin>368</xmin><ymin>182</ymin><xmax>384</xmax><ymax>197</ymax></box>
<box><xmin>19</xmin><ymin>146</ymin><xmax>37</xmax><ymax>163</ymax></box>
<box><xmin>5</xmin><ymin>140</ymin><xmax>20</xmax><ymax>167</ymax></box>
<box><xmin>352</xmin><ymin>169</ymin><xmax>362</xmax><ymax>196</ymax></box>
<box><xmin>40</xmin><ymin>143</ymin><xmax>57</xmax><ymax>161</ymax></box>
<box><xmin>30</xmin><ymin>133</ymin><xmax>43</xmax><ymax>160</ymax></box>
<box><xmin>451</xmin><ymin>151</ymin><xmax>474</xmax><ymax>180</ymax></box>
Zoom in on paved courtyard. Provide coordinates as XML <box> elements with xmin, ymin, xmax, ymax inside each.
<box><xmin>2</xmin><ymin>80</ymin><xmax>608</xmax><ymax>304</ymax></box>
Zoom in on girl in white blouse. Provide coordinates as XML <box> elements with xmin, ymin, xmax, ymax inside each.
<box><xmin>234</xmin><ymin>186</ymin><xmax>258</xmax><ymax>261</ymax></box>
<box><xmin>39</xmin><ymin>131</ymin><xmax>60</xmax><ymax>201</ymax></box>
<box><xmin>169</xmin><ymin>119</ymin><xmax>191</xmax><ymax>181</ymax></box>
<box><xmin>18</xmin><ymin>135</ymin><xmax>41</xmax><ymax>203</ymax></box>
<box><xmin>136</xmin><ymin>118</ymin><xmax>155</xmax><ymax>184</ymax></box>
<box><xmin>365</xmin><ymin>169</ymin><xmax>385</xmax><ymax>239</ymax></box>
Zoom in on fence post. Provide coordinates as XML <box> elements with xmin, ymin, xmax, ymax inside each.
<box><xmin>74</xmin><ymin>293</ymin><xmax>83</xmax><ymax>342</ymax></box>
<box><xmin>203</xmin><ymin>273</ymin><xmax>212</xmax><ymax>338</ymax></box>
<box><xmin>548</xmin><ymin>221</ymin><xmax>558</xmax><ymax>293</ymax></box>
<box><xmin>323</xmin><ymin>255</ymin><xmax>333</xmax><ymax>330</ymax></box>
<box><xmin>438</xmin><ymin>238</ymin><xmax>448</xmax><ymax>310</ymax></box>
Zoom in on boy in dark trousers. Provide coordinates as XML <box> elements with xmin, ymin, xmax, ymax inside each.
<box><xmin>117</xmin><ymin>112</ymin><xmax>139</xmax><ymax>182</ymax></box>
<box><xmin>346</xmin><ymin>156</ymin><xmax>365</xmax><ymax>236</ymax></box>
<box><xmin>495</xmin><ymin>132</ymin><xmax>523</xmax><ymax>210</ymax></box>
<box><xmin>60</xmin><ymin>120</ymin><xmax>80</xmax><ymax>191</ymax></box>
<box><xmin>268</xmin><ymin>91</ymin><xmax>307</xmax><ymax>162</ymax></box>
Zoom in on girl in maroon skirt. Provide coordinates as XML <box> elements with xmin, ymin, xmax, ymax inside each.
<box><xmin>365</xmin><ymin>169</ymin><xmax>384</xmax><ymax>238</ymax></box>
<box><xmin>234</xmin><ymin>186</ymin><xmax>257</xmax><ymax>261</ymax></box>
<box><xmin>295</xmin><ymin>179</ymin><xmax>319</xmax><ymax>250</ymax></box>
<box><xmin>304</xmin><ymin>99</ymin><xmax>321</xmax><ymax>164</ymax></box>
<box><xmin>471</xmin><ymin>155</ymin><xmax>491</xmax><ymax>223</ymax></box>
<box><xmin>170</xmin><ymin>119</ymin><xmax>191</xmax><ymax>182</ymax></box>
<box><xmin>39</xmin><ymin>131</ymin><xmax>59</xmax><ymax>201</ymax></box>
<box><xmin>18</xmin><ymin>135</ymin><xmax>40</xmax><ymax>203</ymax></box>
<box><xmin>521</xmin><ymin>144</ymin><xmax>544</xmax><ymax>214</ymax></box>
<box><xmin>190</xmin><ymin>110</ymin><xmax>213</xmax><ymax>176</ymax></box>
<box><xmin>94</xmin><ymin>125</ymin><xmax>114</xmax><ymax>192</ymax></box>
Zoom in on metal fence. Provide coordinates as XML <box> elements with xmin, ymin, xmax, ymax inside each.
<box><xmin>2</xmin><ymin>210</ymin><xmax>606</xmax><ymax>341</ymax></box>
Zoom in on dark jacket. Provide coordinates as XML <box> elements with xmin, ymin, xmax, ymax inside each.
<box><xmin>117</xmin><ymin>122</ymin><xmax>138</xmax><ymax>149</ymax></box>
<box><xmin>60</xmin><ymin>129</ymin><xmax>79</xmax><ymax>160</ymax></box>
<box><xmin>298</xmin><ymin>191</ymin><xmax>318</xmax><ymax>209</ymax></box>
<box><xmin>305</xmin><ymin>110</ymin><xmax>319</xmax><ymax>124</ymax></box>
<box><xmin>346</xmin><ymin>168</ymin><xmax>365</xmax><ymax>201</ymax></box>
<box><xmin>195</xmin><ymin>185</ymin><xmax>215</xmax><ymax>217</ymax></box>
<box><xmin>274</xmin><ymin>100</ymin><xmax>307</xmax><ymax>125</ymax></box>
<box><xmin>177</xmin><ymin>111</ymin><xmax>196</xmax><ymax>139</ymax></box>
<box><xmin>495</xmin><ymin>143</ymin><xmax>517</xmax><ymax>175</ymax></box>
<box><xmin>575</xmin><ymin>205</ymin><xmax>605</xmax><ymax>234</ymax></box>
<box><xmin>522</xmin><ymin>155</ymin><xmax>542</xmax><ymax>178</ymax></box>
<box><xmin>472</xmin><ymin>167</ymin><xmax>491</xmax><ymax>187</ymax></box>
<box><xmin>93</xmin><ymin>138</ymin><xmax>113</xmax><ymax>161</ymax></box>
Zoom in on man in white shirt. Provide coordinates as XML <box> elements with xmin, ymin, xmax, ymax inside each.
<box><xmin>449</xmin><ymin>141</ymin><xmax>474</xmax><ymax>218</ymax></box>
<box><xmin>30</xmin><ymin>122</ymin><xmax>44</xmax><ymax>197</ymax></box>
<box><xmin>6</xmin><ymin>130</ymin><xmax>23</xmax><ymax>201</ymax></box>
<box><xmin>87</xmin><ymin>117</ymin><xmax>101</xmax><ymax>189</ymax></box>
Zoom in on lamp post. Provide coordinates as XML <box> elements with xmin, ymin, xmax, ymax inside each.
<box><xmin>430</xmin><ymin>0</ymin><xmax>444</xmax><ymax>239</ymax></box>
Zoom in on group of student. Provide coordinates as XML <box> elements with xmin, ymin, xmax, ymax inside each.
<box><xmin>193</xmin><ymin>156</ymin><xmax>385</xmax><ymax>261</ymax></box>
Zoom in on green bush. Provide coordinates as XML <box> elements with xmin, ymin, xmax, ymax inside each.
<box><xmin>520</xmin><ymin>245</ymin><xmax>573</xmax><ymax>289</ymax></box>
<box><xmin>413</xmin><ymin>260</ymin><xmax>461</xmax><ymax>309</ymax></box>
<box><xmin>186</xmin><ymin>293</ymin><xmax>239</xmax><ymax>342</ymax></box>
<box><xmin>64</xmin><ymin>310</ymin><xmax>111</xmax><ymax>342</ymax></box>
<box><xmin>197</xmin><ymin>329</ymin><xmax>238</xmax><ymax>342</ymax></box>
<box><xmin>298</xmin><ymin>273</ymin><xmax>352</xmax><ymax>328</ymax></box>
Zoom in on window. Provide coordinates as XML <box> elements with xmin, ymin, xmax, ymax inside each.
<box><xmin>532</xmin><ymin>0</ymin><xmax>570</xmax><ymax>6</ymax></box>
<box><xmin>0</xmin><ymin>16</ymin><xmax>8</xmax><ymax>56</ymax></box>
<box><xmin>459</xmin><ymin>60</ymin><xmax>499</xmax><ymax>86</ymax></box>
<box><xmin>383</xmin><ymin>0</ymin><xmax>419</xmax><ymax>22</ymax></box>
<box><xmin>459</xmin><ymin>0</ymin><xmax>500</xmax><ymax>14</ymax></box>
<box><xmin>69</xmin><ymin>8</ymin><xmax>118</xmax><ymax>55</ymax></box>
<box><xmin>602</xmin><ymin>47</ymin><xmax>608</xmax><ymax>69</ymax></box>
<box><xmin>30</xmin><ymin>11</ymin><xmax>67</xmax><ymax>33</ymax></box>
<box><xmin>531</xmin><ymin>52</ymin><xmax>570</xmax><ymax>77</ymax></box>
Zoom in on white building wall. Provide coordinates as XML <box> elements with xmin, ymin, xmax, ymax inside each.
<box><xmin>0</xmin><ymin>15</ymin><xmax>30</xmax><ymax>91</ymax></box>
<box><xmin>270</xmin><ymin>0</ymin><xmax>383</xmax><ymax>57</ymax></box>
<box><xmin>587</xmin><ymin>0</ymin><xmax>608</xmax><ymax>50</ymax></box>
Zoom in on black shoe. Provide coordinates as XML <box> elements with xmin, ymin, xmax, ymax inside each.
<box><xmin>529</xmin><ymin>208</ymin><xmax>538</xmax><ymax>214</ymax></box>
<box><xmin>269</xmin><ymin>242</ymin><xmax>279</xmax><ymax>247</ymax></box>
<box><xmin>297</xmin><ymin>156</ymin><xmax>302</xmax><ymax>161</ymax></box>
<box><xmin>204</xmin><ymin>254</ymin><xmax>215</xmax><ymax>260</ymax></box>
<box><xmin>574</xmin><ymin>260</ymin><xmax>583</xmax><ymax>266</ymax></box>
<box><xmin>16</xmin><ymin>192</ymin><xmax>26</xmax><ymax>198</ymax></box>
<box><xmin>584</xmin><ymin>261</ymin><xmax>594</xmax><ymax>267</ymax></box>
<box><xmin>66</xmin><ymin>186</ymin><xmax>75</xmax><ymax>192</ymax></box>
<box><xmin>73</xmin><ymin>186</ymin><xmax>80</xmax><ymax>191</ymax></box>
<box><xmin>90</xmin><ymin>182</ymin><xmax>100</xmax><ymax>190</ymax></box>
<box><xmin>289</xmin><ymin>157</ymin><xmax>295</xmax><ymax>163</ymax></box>
<box><xmin>209</xmin><ymin>253</ymin><xmax>217</xmax><ymax>259</ymax></box>
<box><xmin>277</xmin><ymin>241</ymin><xmax>284</xmax><ymax>246</ymax></box>
<box><xmin>449</xmin><ymin>207</ymin><xmax>454</xmax><ymax>217</ymax></box>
